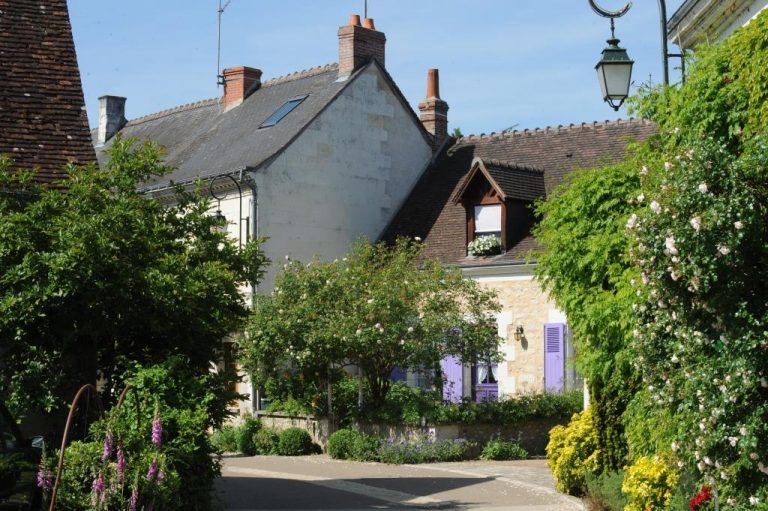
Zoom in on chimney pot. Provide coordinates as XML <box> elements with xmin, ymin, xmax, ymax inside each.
<box><xmin>338</xmin><ymin>15</ymin><xmax>386</xmax><ymax>78</ymax></box>
<box><xmin>97</xmin><ymin>95</ymin><xmax>126</xmax><ymax>146</ymax></box>
<box><xmin>426</xmin><ymin>68</ymin><xmax>440</xmax><ymax>99</ymax></box>
<box><xmin>222</xmin><ymin>66</ymin><xmax>263</xmax><ymax>111</ymax></box>
<box><xmin>418</xmin><ymin>69</ymin><xmax>449</xmax><ymax>152</ymax></box>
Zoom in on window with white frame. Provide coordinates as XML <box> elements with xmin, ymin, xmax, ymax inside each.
<box><xmin>473</xmin><ymin>204</ymin><xmax>501</xmax><ymax>241</ymax></box>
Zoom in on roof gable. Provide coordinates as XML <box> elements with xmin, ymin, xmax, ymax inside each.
<box><xmin>0</xmin><ymin>0</ymin><xmax>96</xmax><ymax>184</ymax></box>
<box><xmin>453</xmin><ymin>157</ymin><xmax>545</xmax><ymax>205</ymax></box>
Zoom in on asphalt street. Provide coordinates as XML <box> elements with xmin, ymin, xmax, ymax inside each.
<box><xmin>214</xmin><ymin>455</ymin><xmax>584</xmax><ymax>511</ymax></box>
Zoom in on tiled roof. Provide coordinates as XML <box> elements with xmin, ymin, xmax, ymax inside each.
<box><xmin>0</xmin><ymin>0</ymin><xmax>96</xmax><ymax>184</ymax></box>
<box><xmin>479</xmin><ymin>159</ymin><xmax>545</xmax><ymax>203</ymax></box>
<box><xmin>382</xmin><ymin>118</ymin><xmax>656</xmax><ymax>267</ymax></box>
<box><xmin>95</xmin><ymin>63</ymin><xmax>367</xmax><ymax>190</ymax></box>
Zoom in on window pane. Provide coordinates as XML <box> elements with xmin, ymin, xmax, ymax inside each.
<box><xmin>474</xmin><ymin>204</ymin><xmax>501</xmax><ymax>233</ymax></box>
<box><xmin>259</xmin><ymin>95</ymin><xmax>308</xmax><ymax>128</ymax></box>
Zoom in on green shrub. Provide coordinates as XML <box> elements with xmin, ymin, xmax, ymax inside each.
<box><xmin>327</xmin><ymin>429</ymin><xmax>362</xmax><ymax>460</ymax></box>
<box><xmin>546</xmin><ymin>409</ymin><xmax>600</xmax><ymax>496</ymax></box>
<box><xmin>210</xmin><ymin>425</ymin><xmax>237</xmax><ymax>453</ymax></box>
<box><xmin>622</xmin><ymin>456</ymin><xmax>678</xmax><ymax>511</ymax></box>
<box><xmin>584</xmin><ymin>471</ymin><xmax>627</xmax><ymax>511</ymax></box>
<box><xmin>252</xmin><ymin>428</ymin><xmax>279</xmax><ymax>455</ymax></box>
<box><xmin>235</xmin><ymin>415</ymin><xmax>261</xmax><ymax>455</ymax></box>
<box><xmin>48</xmin><ymin>357</ymin><xmax>225</xmax><ymax>510</ymax></box>
<box><xmin>430</xmin><ymin>390</ymin><xmax>582</xmax><ymax>425</ymax></box>
<box><xmin>277</xmin><ymin>427</ymin><xmax>313</xmax><ymax>456</ymax></box>
<box><xmin>479</xmin><ymin>438</ymin><xmax>528</xmax><ymax>461</ymax></box>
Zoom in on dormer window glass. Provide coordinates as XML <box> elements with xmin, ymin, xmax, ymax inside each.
<box><xmin>473</xmin><ymin>204</ymin><xmax>501</xmax><ymax>241</ymax></box>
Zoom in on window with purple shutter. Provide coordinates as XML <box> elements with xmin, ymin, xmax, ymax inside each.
<box><xmin>440</xmin><ymin>355</ymin><xmax>463</xmax><ymax>403</ymax></box>
<box><xmin>544</xmin><ymin>323</ymin><xmax>565</xmax><ymax>393</ymax></box>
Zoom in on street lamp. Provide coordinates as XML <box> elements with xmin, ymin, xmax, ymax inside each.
<box><xmin>208</xmin><ymin>174</ymin><xmax>246</xmax><ymax>248</ymax></box>
<box><xmin>590</xmin><ymin>0</ymin><xmax>686</xmax><ymax>111</ymax></box>
<box><xmin>590</xmin><ymin>1</ymin><xmax>633</xmax><ymax>111</ymax></box>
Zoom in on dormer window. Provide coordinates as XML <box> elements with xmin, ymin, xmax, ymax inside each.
<box><xmin>473</xmin><ymin>204</ymin><xmax>501</xmax><ymax>241</ymax></box>
<box><xmin>454</xmin><ymin>158</ymin><xmax>546</xmax><ymax>258</ymax></box>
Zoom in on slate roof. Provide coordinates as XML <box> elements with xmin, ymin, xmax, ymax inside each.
<box><xmin>0</xmin><ymin>0</ymin><xmax>96</xmax><ymax>184</ymax></box>
<box><xmin>382</xmin><ymin>118</ymin><xmax>656</xmax><ymax>267</ymax></box>
<box><xmin>95</xmin><ymin>61</ymin><xmax>430</xmax><ymax>191</ymax></box>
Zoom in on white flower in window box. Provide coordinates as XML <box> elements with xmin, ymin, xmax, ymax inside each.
<box><xmin>467</xmin><ymin>235</ymin><xmax>501</xmax><ymax>256</ymax></box>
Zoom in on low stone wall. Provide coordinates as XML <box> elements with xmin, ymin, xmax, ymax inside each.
<box><xmin>356</xmin><ymin>417</ymin><xmax>565</xmax><ymax>456</ymax></box>
<box><xmin>255</xmin><ymin>412</ymin><xmax>333</xmax><ymax>450</ymax></box>
<box><xmin>251</xmin><ymin>413</ymin><xmax>567</xmax><ymax>455</ymax></box>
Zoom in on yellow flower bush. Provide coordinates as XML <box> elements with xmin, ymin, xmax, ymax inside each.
<box><xmin>546</xmin><ymin>408</ymin><xmax>600</xmax><ymax>495</ymax></box>
<box><xmin>622</xmin><ymin>456</ymin><xmax>678</xmax><ymax>511</ymax></box>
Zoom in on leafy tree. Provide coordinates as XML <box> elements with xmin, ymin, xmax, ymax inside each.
<box><xmin>630</xmin><ymin>136</ymin><xmax>768</xmax><ymax>504</ymax></box>
<box><xmin>239</xmin><ymin>238</ymin><xmax>500</xmax><ymax>410</ymax></box>
<box><xmin>0</xmin><ymin>138</ymin><xmax>268</xmax><ymax>417</ymax></box>
<box><xmin>532</xmin><ymin>146</ymin><xmax>658</xmax><ymax>472</ymax></box>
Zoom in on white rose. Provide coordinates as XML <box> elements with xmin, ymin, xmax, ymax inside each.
<box><xmin>734</xmin><ymin>221</ymin><xmax>744</xmax><ymax>230</ymax></box>
<box><xmin>698</xmin><ymin>183</ymin><xmax>708</xmax><ymax>193</ymax></box>
<box><xmin>650</xmin><ymin>201</ymin><xmax>661</xmax><ymax>213</ymax></box>
<box><xmin>690</xmin><ymin>216</ymin><xmax>702</xmax><ymax>232</ymax></box>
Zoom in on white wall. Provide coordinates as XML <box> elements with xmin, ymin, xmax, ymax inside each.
<box><xmin>253</xmin><ymin>65</ymin><xmax>433</xmax><ymax>289</ymax></box>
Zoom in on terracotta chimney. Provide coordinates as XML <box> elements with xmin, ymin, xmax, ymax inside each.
<box><xmin>97</xmin><ymin>95</ymin><xmax>126</xmax><ymax>146</ymax></box>
<box><xmin>222</xmin><ymin>66</ymin><xmax>263</xmax><ymax>112</ymax></box>
<box><xmin>338</xmin><ymin>14</ymin><xmax>386</xmax><ymax>78</ymax></box>
<box><xmin>418</xmin><ymin>69</ymin><xmax>449</xmax><ymax>150</ymax></box>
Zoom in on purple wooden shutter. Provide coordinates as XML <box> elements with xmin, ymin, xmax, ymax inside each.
<box><xmin>544</xmin><ymin>323</ymin><xmax>565</xmax><ymax>393</ymax></box>
<box><xmin>441</xmin><ymin>356</ymin><xmax>463</xmax><ymax>403</ymax></box>
<box><xmin>390</xmin><ymin>367</ymin><xmax>407</xmax><ymax>382</ymax></box>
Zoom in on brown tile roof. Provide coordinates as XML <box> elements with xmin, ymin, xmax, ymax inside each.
<box><xmin>454</xmin><ymin>159</ymin><xmax>545</xmax><ymax>203</ymax></box>
<box><xmin>382</xmin><ymin>118</ymin><xmax>656</xmax><ymax>267</ymax></box>
<box><xmin>0</xmin><ymin>0</ymin><xmax>96</xmax><ymax>184</ymax></box>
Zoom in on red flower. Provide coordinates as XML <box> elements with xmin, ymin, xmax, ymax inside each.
<box><xmin>689</xmin><ymin>485</ymin><xmax>712</xmax><ymax>511</ymax></box>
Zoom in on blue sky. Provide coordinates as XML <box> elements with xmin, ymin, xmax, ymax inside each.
<box><xmin>68</xmin><ymin>1</ymin><xmax>685</xmax><ymax>136</ymax></box>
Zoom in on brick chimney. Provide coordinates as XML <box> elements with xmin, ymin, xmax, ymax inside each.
<box><xmin>222</xmin><ymin>66</ymin><xmax>262</xmax><ymax>111</ymax></box>
<box><xmin>97</xmin><ymin>95</ymin><xmax>126</xmax><ymax>146</ymax></box>
<box><xmin>418</xmin><ymin>69</ymin><xmax>449</xmax><ymax>150</ymax></box>
<box><xmin>338</xmin><ymin>14</ymin><xmax>386</xmax><ymax>78</ymax></box>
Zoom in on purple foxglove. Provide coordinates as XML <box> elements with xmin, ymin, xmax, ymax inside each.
<box><xmin>116</xmin><ymin>443</ymin><xmax>126</xmax><ymax>483</ymax></box>
<box><xmin>102</xmin><ymin>431</ymin><xmax>114</xmax><ymax>462</ymax></box>
<box><xmin>147</xmin><ymin>459</ymin><xmax>158</xmax><ymax>481</ymax></box>
<box><xmin>151</xmin><ymin>413</ymin><xmax>162</xmax><ymax>448</ymax></box>
<box><xmin>36</xmin><ymin>466</ymin><xmax>52</xmax><ymax>490</ymax></box>
<box><xmin>129</xmin><ymin>487</ymin><xmax>139</xmax><ymax>511</ymax></box>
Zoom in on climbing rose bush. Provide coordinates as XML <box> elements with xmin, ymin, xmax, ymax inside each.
<box><xmin>628</xmin><ymin>136</ymin><xmax>768</xmax><ymax>505</ymax></box>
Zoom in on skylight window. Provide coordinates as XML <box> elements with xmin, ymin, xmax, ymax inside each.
<box><xmin>259</xmin><ymin>95</ymin><xmax>308</xmax><ymax>128</ymax></box>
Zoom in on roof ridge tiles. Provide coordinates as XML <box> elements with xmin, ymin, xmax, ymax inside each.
<box><xmin>480</xmin><ymin>158</ymin><xmax>544</xmax><ymax>174</ymax></box>
<box><xmin>127</xmin><ymin>97</ymin><xmax>220</xmax><ymax>126</ymax></box>
<box><xmin>125</xmin><ymin>63</ymin><xmax>339</xmax><ymax>126</ymax></box>
<box><xmin>455</xmin><ymin>117</ymin><xmax>652</xmax><ymax>144</ymax></box>
<box><xmin>261</xmin><ymin>63</ymin><xmax>338</xmax><ymax>87</ymax></box>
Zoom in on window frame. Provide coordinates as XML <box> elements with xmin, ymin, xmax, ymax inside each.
<box><xmin>258</xmin><ymin>95</ymin><xmax>309</xmax><ymax>129</ymax></box>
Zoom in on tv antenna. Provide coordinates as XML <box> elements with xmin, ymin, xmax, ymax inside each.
<box><xmin>217</xmin><ymin>0</ymin><xmax>233</xmax><ymax>87</ymax></box>
<box><xmin>364</xmin><ymin>0</ymin><xmax>368</xmax><ymax>18</ymax></box>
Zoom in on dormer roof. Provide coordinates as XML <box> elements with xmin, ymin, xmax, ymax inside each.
<box><xmin>453</xmin><ymin>158</ymin><xmax>545</xmax><ymax>205</ymax></box>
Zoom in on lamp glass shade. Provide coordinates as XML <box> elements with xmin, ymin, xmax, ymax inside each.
<box><xmin>595</xmin><ymin>39</ymin><xmax>634</xmax><ymax>110</ymax></box>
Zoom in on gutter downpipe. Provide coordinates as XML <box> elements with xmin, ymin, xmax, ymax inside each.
<box><xmin>240</xmin><ymin>168</ymin><xmax>260</xmax><ymax>411</ymax></box>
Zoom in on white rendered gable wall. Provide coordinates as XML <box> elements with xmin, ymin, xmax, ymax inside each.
<box><xmin>253</xmin><ymin>65</ymin><xmax>433</xmax><ymax>290</ymax></box>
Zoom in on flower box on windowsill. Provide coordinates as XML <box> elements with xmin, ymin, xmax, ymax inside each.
<box><xmin>467</xmin><ymin>235</ymin><xmax>501</xmax><ymax>256</ymax></box>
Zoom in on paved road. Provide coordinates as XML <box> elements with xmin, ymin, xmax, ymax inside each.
<box><xmin>214</xmin><ymin>455</ymin><xmax>583</xmax><ymax>511</ymax></box>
